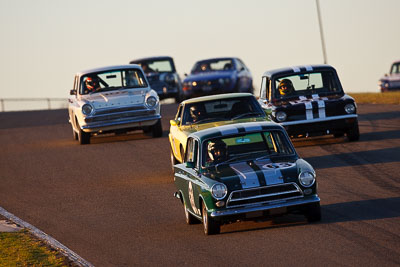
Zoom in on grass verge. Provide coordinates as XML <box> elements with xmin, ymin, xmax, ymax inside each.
<box><xmin>0</xmin><ymin>222</ymin><xmax>70</xmax><ymax>266</ymax></box>
<box><xmin>349</xmin><ymin>92</ymin><xmax>400</xmax><ymax>105</ymax></box>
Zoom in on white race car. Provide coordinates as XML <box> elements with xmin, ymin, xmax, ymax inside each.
<box><xmin>68</xmin><ymin>65</ymin><xmax>162</xmax><ymax>144</ymax></box>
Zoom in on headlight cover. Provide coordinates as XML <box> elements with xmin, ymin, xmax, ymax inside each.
<box><xmin>275</xmin><ymin>111</ymin><xmax>287</xmax><ymax>122</ymax></box>
<box><xmin>82</xmin><ymin>104</ymin><xmax>94</xmax><ymax>115</ymax></box>
<box><xmin>298</xmin><ymin>171</ymin><xmax>315</xmax><ymax>187</ymax></box>
<box><xmin>344</xmin><ymin>103</ymin><xmax>356</xmax><ymax>114</ymax></box>
<box><xmin>146</xmin><ymin>96</ymin><xmax>158</xmax><ymax>108</ymax></box>
<box><xmin>211</xmin><ymin>183</ymin><xmax>227</xmax><ymax>200</ymax></box>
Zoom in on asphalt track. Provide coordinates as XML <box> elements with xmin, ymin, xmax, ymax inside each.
<box><xmin>1</xmin><ymin>103</ymin><xmax>400</xmax><ymax>266</ymax></box>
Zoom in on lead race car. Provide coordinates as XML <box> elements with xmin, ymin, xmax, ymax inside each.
<box><xmin>68</xmin><ymin>65</ymin><xmax>162</xmax><ymax>144</ymax></box>
<box><xmin>173</xmin><ymin>121</ymin><xmax>321</xmax><ymax>235</ymax></box>
<box><xmin>258</xmin><ymin>64</ymin><xmax>359</xmax><ymax>141</ymax></box>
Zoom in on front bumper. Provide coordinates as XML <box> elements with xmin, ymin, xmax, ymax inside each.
<box><xmin>210</xmin><ymin>195</ymin><xmax>320</xmax><ymax>218</ymax></box>
<box><xmin>280</xmin><ymin>114</ymin><xmax>358</xmax><ymax>137</ymax></box>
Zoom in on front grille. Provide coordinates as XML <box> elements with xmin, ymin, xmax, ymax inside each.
<box><xmin>85</xmin><ymin>109</ymin><xmax>156</xmax><ymax>123</ymax></box>
<box><xmin>226</xmin><ymin>183</ymin><xmax>303</xmax><ymax>208</ymax></box>
<box><xmin>94</xmin><ymin>105</ymin><xmax>146</xmax><ymax>115</ymax></box>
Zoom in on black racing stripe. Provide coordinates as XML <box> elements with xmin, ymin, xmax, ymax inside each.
<box><xmin>248</xmin><ymin>161</ymin><xmax>266</xmax><ymax>187</ymax></box>
<box><xmin>216</xmin><ymin>164</ymin><xmax>243</xmax><ymax>190</ymax></box>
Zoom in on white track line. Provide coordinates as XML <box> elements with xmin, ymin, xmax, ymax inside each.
<box><xmin>0</xmin><ymin>206</ymin><xmax>94</xmax><ymax>267</ymax></box>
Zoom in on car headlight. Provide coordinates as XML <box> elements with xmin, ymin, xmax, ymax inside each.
<box><xmin>275</xmin><ymin>111</ymin><xmax>287</xmax><ymax>122</ymax></box>
<box><xmin>82</xmin><ymin>104</ymin><xmax>93</xmax><ymax>115</ymax></box>
<box><xmin>344</xmin><ymin>103</ymin><xmax>355</xmax><ymax>114</ymax></box>
<box><xmin>146</xmin><ymin>96</ymin><xmax>158</xmax><ymax>108</ymax></box>
<box><xmin>211</xmin><ymin>183</ymin><xmax>227</xmax><ymax>200</ymax></box>
<box><xmin>298</xmin><ymin>171</ymin><xmax>315</xmax><ymax>187</ymax></box>
<box><xmin>225</xmin><ymin>78</ymin><xmax>231</xmax><ymax>84</ymax></box>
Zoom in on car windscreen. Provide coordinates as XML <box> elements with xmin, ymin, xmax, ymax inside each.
<box><xmin>137</xmin><ymin>60</ymin><xmax>174</xmax><ymax>73</ymax></box>
<box><xmin>202</xmin><ymin>130</ymin><xmax>295</xmax><ymax>167</ymax></box>
<box><xmin>182</xmin><ymin>96</ymin><xmax>265</xmax><ymax>125</ymax></box>
<box><xmin>191</xmin><ymin>59</ymin><xmax>234</xmax><ymax>74</ymax></box>
<box><xmin>273</xmin><ymin>71</ymin><xmax>342</xmax><ymax>99</ymax></box>
<box><xmin>80</xmin><ymin>69</ymin><xmax>147</xmax><ymax>95</ymax></box>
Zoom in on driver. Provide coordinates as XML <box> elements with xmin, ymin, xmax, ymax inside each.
<box><xmin>85</xmin><ymin>76</ymin><xmax>100</xmax><ymax>93</ymax></box>
<box><xmin>278</xmin><ymin>79</ymin><xmax>295</xmax><ymax>96</ymax></box>
<box><xmin>207</xmin><ymin>139</ymin><xmax>228</xmax><ymax>164</ymax></box>
<box><xmin>189</xmin><ymin>105</ymin><xmax>206</xmax><ymax>123</ymax></box>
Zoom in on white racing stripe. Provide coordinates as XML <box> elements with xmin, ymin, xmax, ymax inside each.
<box><xmin>305</xmin><ymin>65</ymin><xmax>313</xmax><ymax>71</ymax></box>
<box><xmin>292</xmin><ymin>66</ymin><xmax>301</xmax><ymax>72</ymax></box>
<box><xmin>312</xmin><ymin>94</ymin><xmax>326</xmax><ymax>118</ymax></box>
<box><xmin>230</xmin><ymin>162</ymin><xmax>260</xmax><ymax>189</ymax></box>
<box><xmin>253</xmin><ymin>160</ymin><xmax>284</xmax><ymax>185</ymax></box>
<box><xmin>305</xmin><ymin>101</ymin><xmax>313</xmax><ymax>120</ymax></box>
<box><xmin>219</xmin><ymin>125</ymin><xmax>239</xmax><ymax>136</ymax></box>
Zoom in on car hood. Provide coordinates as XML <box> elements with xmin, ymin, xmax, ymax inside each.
<box><xmin>80</xmin><ymin>89</ymin><xmax>148</xmax><ymax>109</ymax></box>
<box><xmin>203</xmin><ymin>158</ymin><xmax>312</xmax><ymax>191</ymax></box>
<box><xmin>380</xmin><ymin>73</ymin><xmax>400</xmax><ymax>82</ymax></box>
<box><xmin>184</xmin><ymin>71</ymin><xmax>234</xmax><ymax>82</ymax></box>
<box><xmin>179</xmin><ymin>117</ymin><xmax>267</xmax><ymax>136</ymax></box>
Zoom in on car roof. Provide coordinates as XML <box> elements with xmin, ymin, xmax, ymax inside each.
<box><xmin>392</xmin><ymin>60</ymin><xmax>400</xmax><ymax>64</ymax></box>
<box><xmin>262</xmin><ymin>64</ymin><xmax>336</xmax><ymax>77</ymax></box>
<box><xmin>195</xmin><ymin>57</ymin><xmax>237</xmax><ymax>63</ymax></box>
<box><xmin>189</xmin><ymin>121</ymin><xmax>284</xmax><ymax>142</ymax></box>
<box><xmin>129</xmin><ymin>56</ymin><xmax>173</xmax><ymax>64</ymax></box>
<box><xmin>181</xmin><ymin>93</ymin><xmax>254</xmax><ymax>105</ymax></box>
<box><xmin>76</xmin><ymin>64</ymin><xmax>142</xmax><ymax>76</ymax></box>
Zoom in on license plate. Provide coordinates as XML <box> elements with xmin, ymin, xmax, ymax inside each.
<box><xmin>245</xmin><ymin>211</ymin><xmax>263</xmax><ymax>218</ymax></box>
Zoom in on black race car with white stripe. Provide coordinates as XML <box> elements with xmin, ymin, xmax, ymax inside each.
<box><xmin>258</xmin><ymin>65</ymin><xmax>359</xmax><ymax>141</ymax></box>
<box><xmin>173</xmin><ymin>121</ymin><xmax>321</xmax><ymax>235</ymax></box>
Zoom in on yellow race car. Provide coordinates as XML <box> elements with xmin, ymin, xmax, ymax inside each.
<box><xmin>169</xmin><ymin>93</ymin><xmax>270</xmax><ymax>169</ymax></box>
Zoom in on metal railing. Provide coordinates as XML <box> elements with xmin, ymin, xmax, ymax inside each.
<box><xmin>0</xmin><ymin>98</ymin><xmax>68</xmax><ymax>112</ymax></box>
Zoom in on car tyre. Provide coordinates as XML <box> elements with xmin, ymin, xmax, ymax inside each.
<box><xmin>347</xmin><ymin>119</ymin><xmax>360</xmax><ymax>142</ymax></box>
<box><xmin>76</xmin><ymin>120</ymin><xmax>90</xmax><ymax>145</ymax></box>
<box><xmin>202</xmin><ymin>201</ymin><xmax>220</xmax><ymax>235</ymax></box>
<box><xmin>184</xmin><ymin>200</ymin><xmax>198</xmax><ymax>225</ymax></box>
<box><xmin>304</xmin><ymin>202</ymin><xmax>321</xmax><ymax>223</ymax></box>
<box><xmin>170</xmin><ymin>149</ymin><xmax>179</xmax><ymax>173</ymax></box>
<box><xmin>151</xmin><ymin>119</ymin><xmax>163</xmax><ymax>138</ymax></box>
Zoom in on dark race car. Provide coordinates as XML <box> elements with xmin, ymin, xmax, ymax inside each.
<box><xmin>258</xmin><ymin>64</ymin><xmax>359</xmax><ymax>141</ymax></box>
<box><xmin>130</xmin><ymin>56</ymin><xmax>183</xmax><ymax>102</ymax></box>
<box><xmin>379</xmin><ymin>60</ymin><xmax>400</xmax><ymax>92</ymax></box>
<box><xmin>182</xmin><ymin>57</ymin><xmax>253</xmax><ymax>99</ymax></box>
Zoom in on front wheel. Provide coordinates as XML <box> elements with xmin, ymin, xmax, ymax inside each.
<box><xmin>202</xmin><ymin>202</ymin><xmax>220</xmax><ymax>235</ymax></box>
<box><xmin>170</xmin><ymin>150</ymin><xmax>179</xmax><ymax>173</ymax></box>
<box><xmin>76</xmin><ymin>120</ymin><xmax>90</xmax><ymax>145</ymax></box>
<box><xmin>347</xmin><ymin>120</ymin><xmax>360</xmax><ymax>142</ymax></box>
<box><xmin>304</xmin><ymin>202</ymin><xmax>321</xmax><ymax>223</ymax></box>
<box><xmin>151</xmin><ymin>119</ymin><xmax>163</xmax><ymax>138</ymax></box>
<box><xmin>184</xmin><ymin>200</ymin><xmax>199</xmax><ymax>225</ymax></box>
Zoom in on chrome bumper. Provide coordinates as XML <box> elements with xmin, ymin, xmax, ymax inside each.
<box><xmin>81</xmin><ymin>114</ymin><xmax>161</xmax><ymax>131</ymax></box>
<box><xmin>281</xmin><ymin>114</ymin><xmax>357</xmax><ymax>126</ymax></box>
<box><xmin>210</xmin><ymin>195</ymin><xmax>320</xmax><ymax>218</ymax></box>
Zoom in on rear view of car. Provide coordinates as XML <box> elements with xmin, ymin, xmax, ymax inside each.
<box><xmin>130</xmin><ymin>56</ymin><xmax>183</xmax><ymax>102</ymax></box>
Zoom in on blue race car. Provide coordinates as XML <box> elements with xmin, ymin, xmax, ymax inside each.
<box><xmin>182</xmin><ymin>57</ymin><xmax>253</xmax><ymax>99</ymax></box>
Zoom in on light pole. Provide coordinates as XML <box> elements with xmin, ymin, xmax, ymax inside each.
<box><xmin>316</xmin><ymin>0</ymin><xmax>327</xmax><ymax>64</ymax></box>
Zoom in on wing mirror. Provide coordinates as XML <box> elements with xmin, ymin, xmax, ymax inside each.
<box><xmin>170</xmin><ymin>120</ymin><xmax>178</xmax><ymax>126</ymax></box>
<box><xmin>70</xmin><ymin>89</ymin><xmax>77</xmax><ymax>95</ymax></box>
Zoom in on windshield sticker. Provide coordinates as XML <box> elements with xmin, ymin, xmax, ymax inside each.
<box><xmin>235</xmin><ymin>138</ymin><xmax>251</xmax><ymax>144</ymax></box>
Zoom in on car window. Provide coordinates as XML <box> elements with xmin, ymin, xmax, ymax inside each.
<box><xmin>175</xmin><ymin>105</ymin><xmax>183</xmax><ymax>123</ymax></box>
<box><xmin>260</xmin><ymin>77</ymin><xmax>268</xmax><ymax>99</ymax></box>
<box><xmin>186</xmin><ymin>138</ymin><xmax>198</xmax><ymax>166</ymax></box>
<box><xmin>80</xmin><ymin>69</ymin><xmax>147</xmax><ymax>95</ymax></box>
<box><xmin>391</xmin><ymin>63</ymin><xmax>400</xmax><ymax>74</ymax></box>
<box><xmin>144</xmin><ymin>60</ymin><xmax>174</xmax><ymax>73</ymax></box>
<box><xmin>202</xmin><ymin>130</ymin><xmax>295</xmax><ymax>167</ymax></box>
<box><xmin>191</xmin><ymin>59</ymin><xmax>233</xmax><ymax>73</ymax></box>
<box><xmin>273</xmin><ymin>71</ymin><xmax>341</xmax><ymax>99</ymax></box>
<box><xmin>182</xmin><ymin>96</ymin><xmax>264</xmax><ymax>125</ymax></box>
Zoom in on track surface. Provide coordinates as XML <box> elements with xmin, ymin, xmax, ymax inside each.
<box><xmin>1</xmin><ymin>104</ymin><xmax>400</xmax><ymax>266</ymax></box>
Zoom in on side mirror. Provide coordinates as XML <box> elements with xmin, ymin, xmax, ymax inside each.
<box><xmin>70</xmin><ymin>89</ymin><xmax>77</xmax><ymax>95</ymax></box>
<box><xmin>186</xmin><ymin>161</ymin><xmax>195</xmax><ymax>168</ymax></box>
<box><xmin>184</xmin><ymin>73</ymin><xmax>188</xmax><ymax>77</ymax></box>
<box><xmin>170</xmin><ymin>120</ymin><xmax>178</xmax><ymax>126</ymax></box>
<box><xmin>384</xmin><ymin>73</ymin><xmax>388</xmax><ymax>77</ymax></box>
<box><xmin>263</xmin><ymin>107</ymin><xmax>272</xmax><ymax>116</ymax></box>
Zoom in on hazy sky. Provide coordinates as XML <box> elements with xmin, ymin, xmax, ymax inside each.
<box><xmin>0</xmin><ymin>0</ymin><xmax>399</xmax><ymax>100</ymax></box>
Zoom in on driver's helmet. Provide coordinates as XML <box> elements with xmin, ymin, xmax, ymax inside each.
<box><xmin>85</xmin><ymin>77</ymin><xmax>98</xmax><ymax>91</ymax></box>
<box><xmin>189</xmin><ymin>105</ymin><xmax>205</xmax><ymax>122</ymax></box>
<box><xmin>278</xmin><ymin>79</ymin><xmax>294</xmax><ymax>96</ymax></box>
<box><xmin>207</xmin><ymin>139</ymin><xmax>228</xmax><ymax>164</ymax></box>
